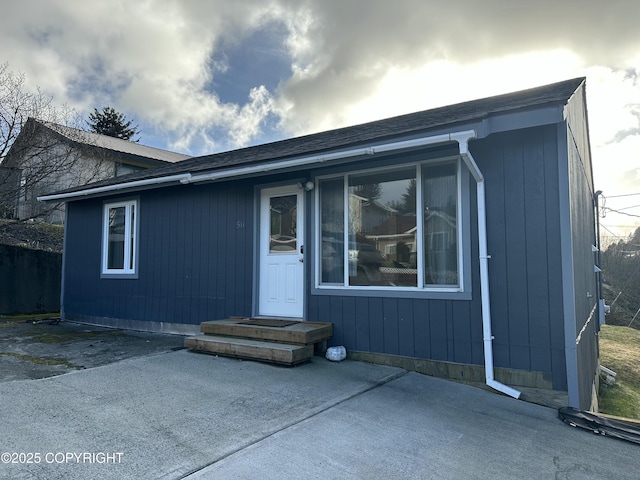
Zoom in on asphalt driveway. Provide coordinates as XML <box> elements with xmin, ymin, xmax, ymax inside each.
<box><xmin>0</xmin><ymin>317</ymin><xmax>184</xmax><ymax>382</ymax></box>
<box><xmin>0</xmin><ymin>321</ymin><xmax>637</xmax><ymax>479</ymax></box>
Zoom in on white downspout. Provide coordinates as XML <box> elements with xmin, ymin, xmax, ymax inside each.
<box><xmin>453</xmin><ymin>132</ymin><xmax>522</xmax><ymax>399</ymax></box>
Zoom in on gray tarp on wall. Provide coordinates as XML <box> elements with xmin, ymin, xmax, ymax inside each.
<box><xmin>0</xmin><ymin>244</ymin><xmax>61</xmax><ymax>314</ymax></box>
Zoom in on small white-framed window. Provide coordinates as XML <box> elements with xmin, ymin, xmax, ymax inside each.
<box><xmin>102</xmin><ymin>199</ymin><xmax>138</xmax><ymax>276</ymax></box>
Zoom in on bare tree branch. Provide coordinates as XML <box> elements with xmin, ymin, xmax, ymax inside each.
<box><xmin>0</xmin><ymin>63</ymin><xmax>114</xmax><ymax>223</ymax></box>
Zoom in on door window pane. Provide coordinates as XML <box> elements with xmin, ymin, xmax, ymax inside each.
<box><xmin>269</xmin><ymin>195</ymin><xmax>297</xmax><ymax>253</ymax></box>
<box><xmin>423</xmin><ymin>164</ymin><xmax>458</xmax><ymax>285</ymax></box>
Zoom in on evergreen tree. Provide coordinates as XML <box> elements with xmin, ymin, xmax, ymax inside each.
<box><xmin>354</xmin><ymin>183</ymin><xmax>382</xmax><ymax>206</ymax></box>
<box><xmin>400</xmin><ymin>178</ymin><xmax>417</xmax><ymax>214</ymax></box>
<box><xmin>86</xmin><ymin>107</ymin><xmax>140</xmax><ymax>141</ymax></box>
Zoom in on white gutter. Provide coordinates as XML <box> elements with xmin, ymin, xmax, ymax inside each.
<box><xmin>181</xmin><ymin>133</ymin><xmax>455</xmax><ymax>184</ymax></box>
<box><xmin>37</xmin><ymin>173</ymin><xmax>193</xmax><ymax>202</ymax></box>
<box><xmin>454</xmin><ymin>131</ymin><xmax>522</xmax><ymax>399</ymax></box>
<box><xmin>38</xmin><ymin>134</ymin><xmax>456</xmax><ymax>202</ymax></box>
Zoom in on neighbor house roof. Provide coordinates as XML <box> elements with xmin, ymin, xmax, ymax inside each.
<box><xmin>39</xmin><ymin>120</ymin><xmax>191</xmax><ymax>165</ymax></box>
<box><xmin>40</xmin><ymin>77</ymin><xmax>585</xmax><ymax>202</ymax></box>
<box><xmin>3</xmin><ymin>118</ymin><xmax>190</xmax><ymax>170</ymax></box>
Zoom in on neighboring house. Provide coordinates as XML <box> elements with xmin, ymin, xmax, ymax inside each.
<box><xmin>40</xmin><ymin>78</ymin><xmax>602</xmax><ymax>410</ymax></box>
<box><xmin>1</xmin><ymin>118</ymin><xmax>190</xmax><ymax>223</ymax></box>
<box><xmin>0</xmin><ymin>166</ymin><xmax>21</xmax><ymax>218</ymax></box>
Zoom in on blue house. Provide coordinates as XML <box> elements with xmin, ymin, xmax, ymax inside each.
<box><xmin>40</xmin><ymin>78</ymin><xmax>602</xmax><ymax>410</ymax></box>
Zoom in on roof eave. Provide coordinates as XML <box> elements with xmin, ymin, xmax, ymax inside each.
<box><xmin>38</xmin><ymin>173</ymin><xmax>193</xmax><ymax>202</ymax></box>
<box><xmin>38</xmin><ymin>77</ymin><xmax>585</xmax><ymax>202</ymax></box>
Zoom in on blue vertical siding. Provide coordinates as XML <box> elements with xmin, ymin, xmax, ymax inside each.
<box><xmin>63</xmin><ymin>123</ymin><xmax>578</xmax><ymax>392</ymax></box>
<box><xmin>502</xmin><ymin>139</ymin><xmax>531</xmax><ymax>370</ymax></box>
<box><xmin>565</xmin><ymin>84</ymin><xmax>599</xmax><ymax>409</ymax></box>
<box><xmin>64</xmin><ymin>199</ymin><xmax>102</xmax><ymax>317</ymax></box>
<box><xmin>476</xmin><ymin>126</ymin><xmax>566</xmax><ymax>388</ymax></box>
<box><xmin>308</xmin><ymin>125</ymin><xmax>567</xmax><ymax>389</ymax></box>
<box><xmin>397</xmin><ymin>298</ymin><xmax>415</xmax><ymax>357</ymax></box>
<box><xmin>64</xmin><ymin>181</ymin><xmax>255</xmax><ymax>326</ymax></box>
<box><xmin>354</xmin><ymin>296</ymin><xmax>370</xmax><ymax>352</ymax></box>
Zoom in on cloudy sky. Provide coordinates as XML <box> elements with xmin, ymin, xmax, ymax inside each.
<box><xmin>2</xmin><ymin>0</ymin><xmax>639</xmax><ymax>240</ymax></box>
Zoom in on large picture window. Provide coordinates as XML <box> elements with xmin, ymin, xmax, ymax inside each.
<box><xmin>318</xmin><ymin>160</ymin><xmax>461</xmax><ymax>290</ymax></box>
<box><xmin>102</xmin><ymin>199</ymin><xmax>137</xmax><ymax>276</ymax></box>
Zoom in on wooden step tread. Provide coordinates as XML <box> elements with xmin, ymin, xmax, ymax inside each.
<box><xmin>184</xmin><ymin>334</ymin><xmax>313</xmax><ymax>365</ymax></box>
<box><xmin>200</xmin><ymin>318</ymin><xmax>332</xmax><ymax>345</ymax></box>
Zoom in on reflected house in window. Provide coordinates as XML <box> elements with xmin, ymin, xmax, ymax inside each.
<box><xmin>42</xmin><ymin>78</ymin><xmax>602</xmax><ymax>411</ymax></box>
<box><xmin>347</xmin><ymin>191</ymin><xmax>393</xmax><ymax>285</ymax></box>
<box><xmin>424</xmin><ymin>210</ymin><xmax>457</xmax><ymax>285</ymax></box>
<box><xmin>369</xmin><ymin>214</ymin><xmax>417</xmax><ymax>264</ymax></box>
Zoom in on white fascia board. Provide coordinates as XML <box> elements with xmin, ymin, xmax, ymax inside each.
<box><xmin>38</xmin><ymin>129</ymin><xmax>477</xmax><ymax>202</ymax></box>
<box><xmin>37</xmin><ymin>173</ymin><xmax>192</xmax><ymax>202</ymax></box>
<box><xmin>184</xmin><ymin>131</ymin><xmax>472</xmax><ymax>184</ymax></box>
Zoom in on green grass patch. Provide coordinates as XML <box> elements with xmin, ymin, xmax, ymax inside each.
<box><xmin>598</xmin><ymin>325</ymin><xmax>640</xmax><ymax>420</ymax></box>
<box><xmin>0</xmin><ymin>351</ymin><xmax>81</xmax><ymax>369</ymax></box>
<box><xmin>599</xmin><ymin>383</ymin><xmax>640</xmax><ymax>419</ymax></box>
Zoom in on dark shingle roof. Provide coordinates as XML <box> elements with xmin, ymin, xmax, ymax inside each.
<box><xmin>47</xmin><ymin>77</ymin><xmax>585</xmax><ymax>197</ymax></box>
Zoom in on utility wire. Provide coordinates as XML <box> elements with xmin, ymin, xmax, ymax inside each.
<box><xmin>614</xmin><ymin>204</ymin><xmax>640</xmax><ymax>212</ymax></box>
<box><xmin>604</xmin><ymin>193</ymin><xmax>640</xmax><ymax>198</ymax></box>
<box><xmin>602</xmin><ymin>207</ymin><xmax>640</xmax><ymax>218</ymax></box>
<box><xmin>601</xmin><ymin>224</ymin><xmax>629</xmax><ymax>241</ymax></box>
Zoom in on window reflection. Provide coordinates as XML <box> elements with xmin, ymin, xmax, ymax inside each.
<box><xmin>318</xmin><ymin>161</ymin><xmax>460</xmax><ymax>289</ymax></box>
<box><xmin>423</xmin><ymin>164</ymin><xmax>458</xmax><ymax>285</ymax></box>
<box><xmin>107</xmin><ymin>206</ymin><xmax>126</xmax><ymax>269</ymax></box>
<box><xmin>269</xmin><ymin>195</ymin><xmax>297</xmax><ymax>253</ymax></box>
<box><xmin>320</xmin><ymin>178</ymin><xmax>344</xmax><ymax>283</ymax></box>
<box><xmin>348</xmin><ymin>169</ymin><xmax>417</xmax><ymax>286</ymax></box>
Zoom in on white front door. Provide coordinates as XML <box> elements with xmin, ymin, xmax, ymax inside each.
<box><xmin>258</xmin><ymin>186</ymin><xmax>304</xmax><ymax>318</ymax></box>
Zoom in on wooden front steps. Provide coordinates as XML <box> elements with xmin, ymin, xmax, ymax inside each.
<box><xmin>185</xmin><ymin>335</ymin><xmax>314</xmax><ymax>365</ymax></box>
<box><xmin>184</xmin><ymin>317</ymin><xmax>333</xmax><ymax>366</ymax></box>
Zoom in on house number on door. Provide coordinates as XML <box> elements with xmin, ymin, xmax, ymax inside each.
<box><xmin>236</xmin><ymin>220</ymin><xmax>245</xmax><ymax>229</ymax></box>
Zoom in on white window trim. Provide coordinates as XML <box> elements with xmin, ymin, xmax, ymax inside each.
<box><xmin>101</xmin><ymin>199</ymin><xmax>138</xmax><ymax>277</ymax></box>
<box><xmin>314</xmin><ymin>156</ymin><xmax>464</xmax><ymax>294</ymax></box>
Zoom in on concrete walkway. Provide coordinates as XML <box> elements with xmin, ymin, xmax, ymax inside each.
<box><xmin>1</xmin><ymin>350</ymin><xmax>637</xmax><ymax>479</ymax></box>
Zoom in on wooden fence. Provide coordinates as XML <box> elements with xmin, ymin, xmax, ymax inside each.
<box><xmin>0</xmin><ymin>244</ymin><xmax>61</xmax><ymax>314</ymax></box>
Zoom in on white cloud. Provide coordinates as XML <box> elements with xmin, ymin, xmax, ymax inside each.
<box><xmin>273</xmin><ymin>0</ymin><xmax>640</xmax><ymax>131</ymax></box>
<box><xmin>575</xmin><ymin>67</ymin><xmax>640</xmax><ymax>237</ymax></box>
<box><xmin>0</xmin><ymin>0</ymin><xmax>300</xmax><ymax>153</ymax></box>
<box><xmin>1</xmin><ymin>0</ymin><xmax>640</xmax><ymax>234</ymax></box>
<box><xmin>285</xmin><ymin>50</ymin><xmax>585</xmax><ymax>135</ymax></box>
